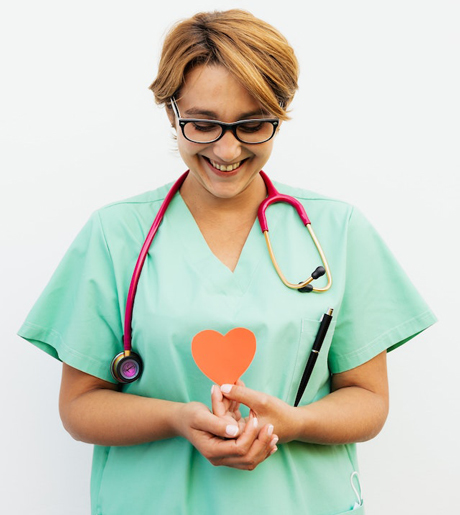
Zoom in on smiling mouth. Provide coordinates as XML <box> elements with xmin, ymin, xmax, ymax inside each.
<box><xmin>205</xmin><ymin>157</ymin><xmax>247</xmax><ymax>172</ymax></box>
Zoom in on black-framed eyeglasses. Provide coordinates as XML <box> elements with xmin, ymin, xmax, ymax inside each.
<box><xmin>170</xmin><ymin>97</ymin><xmax>279</xmax><ymax>145</ymax></box>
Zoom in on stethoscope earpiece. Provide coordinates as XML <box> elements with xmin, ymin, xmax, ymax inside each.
<box><xmin>298</xmin><ymin>267</ymin><xmax>326</xmax><ymax>293</ymax></box>
<box><xmin>311</xmin><ymin>266</ymin><xmax>325</xmax><ymax>280</ymax></box>
<box><xmin>111</xmin><ymin>351</ymin><xmax>143</xmax><ymax>383</ymax></box>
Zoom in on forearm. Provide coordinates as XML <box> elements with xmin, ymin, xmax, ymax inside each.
<box><xmin>290</xmin><ymin>386</ymin><xmax>389</xmax><ymax>445</ymax></box>
<box><xmin>59</xmin><ymin>364</ymin><xmax>245</xmax><ymax>451</ymax></box>
<box><xmin>219</xmin><ymin>351</ymin><xmax>389</xmax><ymax>446</ymax></box>
<box><xmin>60</xmin><ymin>388</ymin><xmax>184</xmax><ymax>446</ymax></box>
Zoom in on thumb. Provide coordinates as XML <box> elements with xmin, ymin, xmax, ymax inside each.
<box><xmin>220</xmin><ymin>383</ymin><xmax>261</xmax><ymax>409</ymax></box>
<box><xmin>191</xmin><ymin>407</ymin><xmax>240</xmax><ymax>439</ymax></box>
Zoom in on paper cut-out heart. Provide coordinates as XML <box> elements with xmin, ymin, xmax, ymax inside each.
<box><xmin>191</xmin><ymin>328</ymin><xmax>256</xmax><ymax>385</ymax></box>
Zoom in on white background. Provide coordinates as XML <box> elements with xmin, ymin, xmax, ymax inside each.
<box><xmin>1</xmin><ymin>1</ymin><xmax>459</xmax><ymax>513</ymax></box>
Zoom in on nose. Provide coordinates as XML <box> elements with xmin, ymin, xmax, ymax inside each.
<box><xmin>211</xmin><ymin>129</ymin><xmax>242</xmax><ymax>163</ymax></box>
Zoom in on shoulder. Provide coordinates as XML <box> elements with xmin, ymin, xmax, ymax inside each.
<box><xmin>97</xmin><ymin>182</ymin><xmax>172</xmax><ymax>218</ymax></box>
<box><xmin>77</xmin><ymin>182</ymin><xmax>175</xmax><ymax>248</ymax></box>
<box><xmin>273</xmin><ymin>180</ymin><xmax>356</xmax><ymax>222</ymax></box>
<box><xmin>87</xmin><ymin>182</ymin><xmax>174</xmax><ymax>232</ymax></box>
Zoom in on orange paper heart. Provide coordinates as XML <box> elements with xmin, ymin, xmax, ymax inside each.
<box><xmin>191</xmin><ymin>328</ymin><xmax>256</xmax><ymax>385</ymax></box>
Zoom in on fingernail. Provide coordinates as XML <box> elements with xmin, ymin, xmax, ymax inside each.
<box><xmin>267</xmin><ymin>424</ymin><xmax>274</xmax><ymax>436</ymax></box>
<box><xmin>269</xmin><ymin>446</ymin><xmax>278</xmax><ymax>456</ymax></box>
<box><xmin>221</xmin><ymin>384</ymin><xmax>232</xmax><ymax>393</ymax></box>
<box><xmin>226</xmin><ymin>425</ymin><xmax>239</xmax><ymax>436</ymax></box>
<box><xmin>252</xmin><ymin>417</ymin><xmax>258</xmax><ymax>429</ymax></box>
<box><xmin>270</xmin><ymin>436</ymin><xmax>279</xmax><ymax>447</ymax></box>
<box><xmin>211</xmin><ymin>385</ymin><xmax>215</xmax><ymax>394</ymax></box>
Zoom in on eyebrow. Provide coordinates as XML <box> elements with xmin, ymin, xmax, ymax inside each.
<box><xmin>183</xmin><ymin>107</ymin><xmax>271</xmax><ymax>119</ymax></box>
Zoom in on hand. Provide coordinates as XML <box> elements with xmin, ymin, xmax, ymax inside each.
<box><xmin>177</xmin><ymin>401</ymin><xmax>278</xmax><ymax>471</ymax></box>
<box><xmin>220</xmin><ymin>384</ymin><xmax>298</xmax><ymax>443</ymax></box>
<box><xmin>211</xmin><ymin>380</ymin><xmax>245</xmax><ymax>432</ymax></box>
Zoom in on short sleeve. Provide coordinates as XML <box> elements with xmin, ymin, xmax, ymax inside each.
<box><xmin>328</xmin><ymin>207</ymin><xmax>437</xmax><ymax>373</ymax></box>
<box><xmin>18</xmin><ymin>212</ymin><xmax>122</xmax><ymax>383</ymax></box>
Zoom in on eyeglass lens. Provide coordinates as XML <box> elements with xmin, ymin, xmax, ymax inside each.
<box><xmin>183</xmin><ymin>120</ymin><xmax>275</xmax><ymax>144</ymax></box>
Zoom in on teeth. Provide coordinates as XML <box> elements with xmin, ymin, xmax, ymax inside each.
<box><xmin>210</xmin><ymin>159</ymin><xmax>242</xmax><ymax>172</ymax></box>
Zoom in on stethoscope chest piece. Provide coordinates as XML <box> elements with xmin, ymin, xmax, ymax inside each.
<box><xmin>111</xmin><ymin>351</ymin><xmax>143</xmax><ymax>383</ymax></box>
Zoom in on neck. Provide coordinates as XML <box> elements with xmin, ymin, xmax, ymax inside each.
<box><xmin>179</xmin><ymin>173</ymin><xmax>267</xmax><ymax>222</ymax></box>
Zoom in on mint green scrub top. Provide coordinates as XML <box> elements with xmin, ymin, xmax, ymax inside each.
<box><xmin>19</xmin><ymin>180</ymin><xmax>436</xmax><ymax>515</ymax></box>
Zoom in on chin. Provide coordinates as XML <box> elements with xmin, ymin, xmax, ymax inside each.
<box><xmin>204</xmin><ymin>183</ymin><xmax>246</xmax><ymax>200</ymax></box>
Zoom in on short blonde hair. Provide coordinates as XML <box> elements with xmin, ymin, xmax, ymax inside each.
<box><xmin>149</xmin><ymin>10</ymin><xmax>299</xmax><ymax>120</ymax></box>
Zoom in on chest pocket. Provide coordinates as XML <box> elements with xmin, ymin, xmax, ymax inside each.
<box><xmin>285</xmin><ymin>317</ymin><xmax>337</xmax><ymax>406</ymax></box>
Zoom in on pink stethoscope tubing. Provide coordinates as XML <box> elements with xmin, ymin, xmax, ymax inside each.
<box><xmin>258</xmin><ymin>171</ymin><xmax>332</xmax><ymax>293</ymax></box>
<box><xmin>123</xmin><ymin>171</ymin><xmax>188</xmax><ymax>352</ymax></box>
<box><xmin>123</xmin><ymin>170</ymin><xmax>332</xmax><ymax>353</ymax></box>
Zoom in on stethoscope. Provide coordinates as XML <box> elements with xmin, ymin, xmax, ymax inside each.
<box><xmin>111</xmin><ymin>171</ymin><xmax>332</xmax><ymax>383</ymax></box>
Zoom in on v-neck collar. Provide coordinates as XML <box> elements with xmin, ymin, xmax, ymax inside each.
<box><xmin>163</xmin><ymin>191</ymin><xmax>276</xmax><ymax>298</ymax></box>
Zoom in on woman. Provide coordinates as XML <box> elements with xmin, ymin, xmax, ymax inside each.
<box><xmin>19</xmin><ymin>9</ymin><xmax>436</xmax><ymax>515</ymax></box>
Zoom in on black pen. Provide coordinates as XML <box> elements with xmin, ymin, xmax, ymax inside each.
<box><xmin>294</xmin><ymin>308</ymin><xmax>334</xmax><ymax>407</ymax></box>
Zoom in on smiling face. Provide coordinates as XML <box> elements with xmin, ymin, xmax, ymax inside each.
<box><xmin>168</xmin><ymin>65</ymin><xmax>278</xmax><ymax>204</ymax></box>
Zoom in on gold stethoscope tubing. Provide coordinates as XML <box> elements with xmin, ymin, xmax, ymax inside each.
<box><xmin>263</xmin><ymin>223</ymin><xmax>332</xmax><ymax>292</ymax></box>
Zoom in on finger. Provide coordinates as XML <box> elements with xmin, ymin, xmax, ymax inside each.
<box><xmin>211</xmin><ymin>384</ymin><xmax>228</xmax><ymax>418</ymax></box>
<box><xmin>269</xmin><ymin>444</ymin><xmax>278</xmax><ymax>456</ymax></box>
<box><xmin>244</xmin><ymin>423</ymin><xmax>279</xmax><ymax>461</ymax></box>
<box><xmin>224</xmin><ymin>412</ymin><xmax>260</xmax><ymax>455</ymax></box>
<box><xmin>257</xmin><ymin>423</ymin><xmax>278</xmax><ymax>447</ymax></box>
<box><xmin>213</xmin><ymin>423</ymin><xmax>279</xmax><ymax>470</ymax></box>
<box><xmin>233</xmin><ymin>378</ymin><xmax>245</xmax><ymax>409</ymax></box>
<box><xmin>228</xmin><ymin>399</ymin><xmax>242</xmax><ymax>418</ymax></box>
<box><xmin>236</xmin><ymin>415</ymin><xmax>246</xmax><ymax>434</ymax></box>
<box><xmin>220</xmin><ymin>383</ymin><xmax>263</xmax><ymax>412</ymax></box>
<box><xmin>194</xmin><ymin>413</ymin><xmax>256</xmax><ymax>462</ymax></box>
<box><xmin>211</xmin><ymin>385</ymin><xmax>240</xmax><ymax>426</ymax></box>
<box><xmin>193</xmin><ymin>405</ymin><xmax>240</xmax><ymax>439</ymax></box>
<box><xmin>232</xmin><ymin>406</ymin><xmax>242</xmax><ymax>421</ymax></box>
<box><xmin>229</xmin><ymin>378</ymin><xmax>245</xmax><ymax>414</ymax></box>
<box><xmin>227</xmin><ymin>377</ymin><xmax>245</xmax><ymax>413</ymax></box>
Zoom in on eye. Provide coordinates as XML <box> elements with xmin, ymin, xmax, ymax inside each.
<box><xmin>191</xmin><ymin>121</ymin><xmax>219</xmax><ymax>132</ymax></box>
<box><xmin>238</xmin><ymin>121</ymin><xmax>267</xmax><ymax>133</ymax></box>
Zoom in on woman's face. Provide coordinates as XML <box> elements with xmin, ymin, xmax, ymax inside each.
<box><xmin>168</xmin><ymin>65</ymin><xmax>277</xmax><ymax>202</ymax></box>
